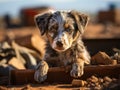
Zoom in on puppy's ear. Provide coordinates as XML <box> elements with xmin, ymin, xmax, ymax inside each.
<box><xmin>35</xmin><ymin>12</ymin><xmax>52</xmax><ymax>35</ymax></box>
<box><xmin>70</xmin><ymin>10</ymin><xmax>89</xmax><ymax>34</ymax></box>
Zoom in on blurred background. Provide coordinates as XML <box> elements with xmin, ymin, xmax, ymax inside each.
<box><xmin>0</xmin><ymin>0</ymin><xmax>120</xmax><ymax>41</ymax></box>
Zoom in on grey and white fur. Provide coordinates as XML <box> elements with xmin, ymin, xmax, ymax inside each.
<box><xmin>34</xmin><ymin>10</ymin><xmax>91</xmax><ymax>83</ymax></box>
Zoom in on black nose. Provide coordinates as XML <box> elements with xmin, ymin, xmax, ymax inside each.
<box><xmin>56</xmin><ymin>41</ymin><xmax>63</xmax><ymax>47</ymax></box>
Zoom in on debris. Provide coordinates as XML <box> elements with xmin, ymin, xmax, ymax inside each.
<box><xmin>111</xmin><ymin>60</ymin><xmax>117</xmax><ymax>65</ymax></box>
<box><xmin>91</xmin><ymin>51</ymin><xmax>113</xmax><ymax>65</ymax></box>
<box><xmin>0</xmin><ymin>40</ymin><xmax>42</xmax><ymax>76</ymax></box>
<box><xmin>111</xmin><ymin>48</ymin><xmax>120</xmax><ymax>64</ymax></box>
<box><xmin>89</xmin><ymin>75</ymin><xmax>98</xmax><ymax>83</ymax></box>
<box><xmin>21</xmin><ymin>52</ymin><xmax>37</xmax><ymax>69</ymax></box>
<box><xmin>103</xmin><ymin>76</ymin><xmax>112</xmax><ymax>82</ymax></box>
<box><xmin>0</xmin><ymin>42</ymin><xmax>15</xmax><ymax>60</ymax></box>
<box><xmin>72</xmin><ymin>79</ymin><xmax>85</xmax><ymax>87</ymax></box>
<box><xmin>11</xmin><ymin>41</ymin><xmax>40</xmax><ymax>69</ymax></box>
<box><xmin>85</xmin><ymin>76</ymin><xmax>118</xmax><ymax>90</ymax></box>
<box><xmin>8</xmin><ymin>57</ymin><xmax>26</xmax><ymax>69</ymax></box>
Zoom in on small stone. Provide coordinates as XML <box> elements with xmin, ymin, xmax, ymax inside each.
<box><xmin>90</xmin><ymin>82</ymin><xmax>96</xmax><ymax>87</ymax></box>
<box><xmin>103</xmin><ymin>81</ymin><xmax>110</xmax><ymax>87</ymax></box>
<box><xmin>91</xmin><ymin>75</ymin><xmax>98</xmax><ymax>83</ymax></box>
<box><xmin>112</xmin><ymin>78</ymin><xmax>117</xmax><ymax>82</ymax></box>
<box><xmin>103</xmin><ymin>76</ymin><xmax>112</xmax><ymax>82</ymax></box>
<box><xmin>95</xmin><ymin>82</ymin><xmax>99</xmax><ymax>86</ymax></box>
<box><xmin>84</xmin><ymin>81</ymin><xmax>88</xmax><ymax>86</ymax></box>
<box><xmin>72</xmin><ymin>79</ymin><xmax>85</xmax><ymax>87</ymax></box>
<box><xmin>98</xmin><ymin>78</ymin><xmax>104</xmax><ymax>83</ymax></box>
<box><xmin>86</xmin><ymin>78</ymin><xmax>92</xmax><ymax>82</ymax></box>
<box><xmin>111</xmin><ymin>60</ymin><xmax>117</xmax><ymax>65</ymax></box>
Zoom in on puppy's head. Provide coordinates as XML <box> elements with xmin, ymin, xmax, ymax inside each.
<box><xmin>35</xmin><ymin>10</ymin><xmax>89</xmax><ymax>52</ymax></box>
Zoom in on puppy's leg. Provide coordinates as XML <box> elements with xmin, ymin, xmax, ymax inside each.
<box><xmin>34</xmin><ymin>60</ymin><xmax>49</xmax><ymax>83</ymax></box>
<box><xmin>70</xmin><ymin>59</ymin><xmax>84</xmax><ymax>78</ymax></box>
<box><xmin>70</xmin><ymin>49</ymin><xmax>90</xmax><ymax>78</ymax></box>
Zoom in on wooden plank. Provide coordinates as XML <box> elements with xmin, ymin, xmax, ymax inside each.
<box><xmin>10</xmin><ymin>64</ymin><xmax>120</xmax><ymax>85</ymax></box>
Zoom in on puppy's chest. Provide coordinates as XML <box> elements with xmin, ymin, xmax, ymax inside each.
<box><xmin>59</xmin><ymin>50</ymin><xmax>75</xmax><ymax>66</ymax></box>
<box><xmin>44</xmin><ymin>44</ymin><xmax>80</xmax><ymax>66</ymax></box>
<box><xmin>45</xmin><ymin>49</ymin><xmax>76</xmax><ymax>66</ymax></box>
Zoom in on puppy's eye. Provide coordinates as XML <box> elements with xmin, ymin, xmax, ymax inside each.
<box><xmin>48</xmin><ymin>24</ymin><xmax>58</xmax><ymax>36</ymax></box>
<box><xmin>65</xmin><ymin>27</ymin><xmax>73</xmax><ymax>34</ymax></box>
<box><xmin>50</xmin><ymin>28</ymin><xmax>56</xmax><ymax>33</ymax></box>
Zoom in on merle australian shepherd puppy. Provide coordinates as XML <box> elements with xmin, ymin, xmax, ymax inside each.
<box><xmin>34</xmin><ymin>10</ymin><xmax>91</xmax><ymax>83</ymax></box>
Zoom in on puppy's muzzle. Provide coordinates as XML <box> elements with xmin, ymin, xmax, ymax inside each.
<box><xmin>56</xmin><ymin>41</ymin><xmax>63</xmax><ymax>47</ymax></box>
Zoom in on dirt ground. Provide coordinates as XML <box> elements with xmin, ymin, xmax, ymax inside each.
<box><xmin>0</xmin><ymin>84</ymin><xmax>83</xmax><ymax>90</ymax></box>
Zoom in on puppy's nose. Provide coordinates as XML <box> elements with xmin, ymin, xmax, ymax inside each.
<box><xmin>56</xmin><ymin>41</ymin><xmax>63</xmax><ymax>47</ymax></box>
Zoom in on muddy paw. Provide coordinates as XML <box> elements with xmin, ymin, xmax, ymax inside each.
<box><xmin>34</xmin><ymin>60</ymin><xmax>49</xmax><ymax>83</ymax></box>
<box><xmin>70</xmin><ymin>63</ymin><xmax>84</xmax><ymax>78</ymax></box>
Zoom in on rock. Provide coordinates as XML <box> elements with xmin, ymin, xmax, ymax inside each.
<box><xmin>112</xmin><ymin>78</ymin><xmax>117</xmax><ymax>82</ymax></box>
<box><xmin>111</xmin><ymin>60</ymin><xmax>117</xmax><ymax>65</ymax></box>
<box><xmin>72</xmin><ymin>79</ymin><xmax>85</xmax><ymax>87</ymax></box>
<box><xmin>98</xmin><ymin>78</ymin><xmax>104</xmax><ymax>83</ymax></box>
<box><xmin>90</xmin><ymin>75</ymin><xmax>98</xmax><ymax>83</ymax></box>
<box><xmin>103</xmin><ymin>81</ymin><xmax>110</xmax><ymax>88</ymax></box>
<box><xmin>91</xmin><ymin>51</ymin><xmax>113</xmax><ymax>65</ymax></box>
<box><xmin>8</xmin><ymin>57</ymin><xmax>26</xmax><ymax>69</ymax></box>
<box><xmin>103</xmin><ymin>76</ymin><xmax>112</xmax><ymax>82</ymax></box>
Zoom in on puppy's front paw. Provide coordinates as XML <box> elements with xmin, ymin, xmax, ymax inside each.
<box><xmin>34</xmin><ymin>60</ymin><xmax>49</xmax><ymax>83</ymax></box>
<box><xmin>70</xmin><ymin>63</ymin><xmax>84</xmax><ymax>78</ymax></box>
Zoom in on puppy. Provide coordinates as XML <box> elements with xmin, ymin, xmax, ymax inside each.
<box><xmin>34</xmin><ymin>10</ymin><xmax>91</xmax><ymax>83</ymax></box>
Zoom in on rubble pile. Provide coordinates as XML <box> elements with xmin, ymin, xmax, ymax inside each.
<box><xmin>72</xmin><ymin>75</ymin><xmax>120</xmax><ymax>90</ymax></box>
<box><xmin>91</xmin><ymin>51</ymin><xmax>119</xmax><ymax>65</ymax></box>
<box><xmin>0</xmin><ymin>35</ymin><xmax>46</xmax><ymax>77</ymax></box>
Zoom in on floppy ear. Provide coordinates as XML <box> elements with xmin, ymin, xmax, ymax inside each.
<box><xmin>35</xmin><ymin>12</ymin><xmax>52</xmax><ymax>35</ymax></box>
<box><xmin>70</xmin><ymin>10</ymin><xmax>89</xmax><ymax>34</ymax></box>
